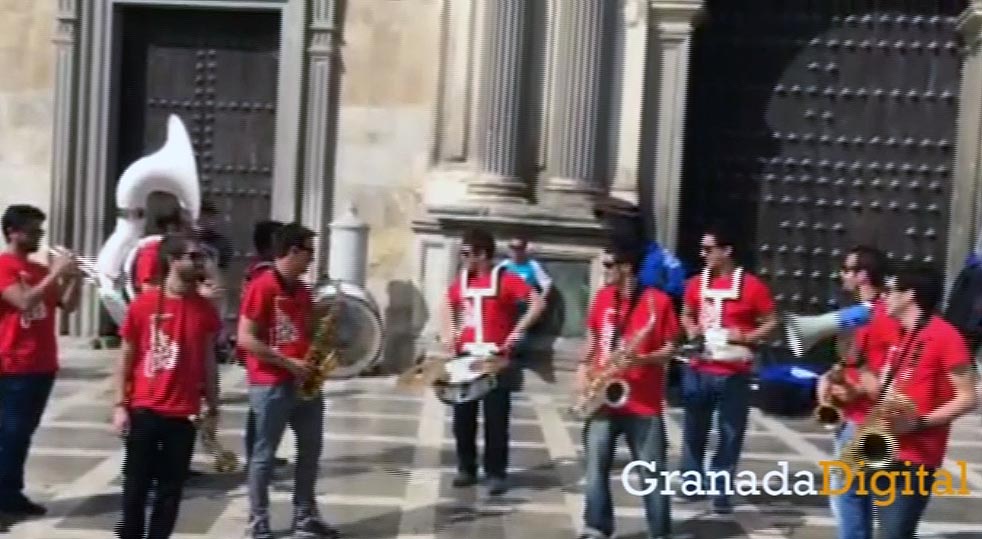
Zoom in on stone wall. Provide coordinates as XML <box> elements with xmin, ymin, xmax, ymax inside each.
<box><xmin>333</xmin><ymin>0</ymin><xmax>441</xmax><ymax>368</ymax></box>
<box><xmin>0</xmin><ymin>0</ymin><xmax>55</xmax><ymax>247</ymax></box>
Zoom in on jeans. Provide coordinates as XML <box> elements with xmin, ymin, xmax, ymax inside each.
<box><xmin>829</xmin><ymin>422</ymin><xmax>934</xmax><ymax>539</ymax></box>
<box><xmin>247</xmin><ymin>383</ymin><xmax>324</xmax><ymax>519</ymax></box>
<box><xmin>118</xmin><ymin>409</ymin><xmax>196</xmax><ymax>539</ymax></box>
<box><xmin>0</xmin><ymin>373</ymin><xmax>55</xmax><ymax>504</ymax></box>
<box><xmin>583</xmin><ymin>414</ymin><xmax>670</xmax><ymax>538</ymax></box>
<box><xmin>452</xmin><ymin>386</ymin><xmax>511</xmax><ymax>478</ymax></box>
<box><xmin>679</xmin><ymin>367</ymin><xmax>750</xmax><ymax>495</ymax></box>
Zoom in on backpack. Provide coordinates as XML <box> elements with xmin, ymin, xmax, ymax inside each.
<box><xmin>638</xmin><ymin>241</ymin><xmax>686</xmax><ymax>301</ymax></box>
<box><xmin>943</xmin><ymin>256</ymin><xmax>982</xmax><ymax>352</ymax></box>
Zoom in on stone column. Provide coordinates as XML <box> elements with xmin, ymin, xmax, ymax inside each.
<box><xmin>50</xmin><ymin>0</ymin><xmax>80</xmax><ymax>334</ymax></box>
<box><xmin>948</xmin><ymin>1</ymin><xmax>982</xmax><ymax>290</ymax></box>
<box><xmin>542</xmin><ymin>0</ymin><xmax>613</xmax><ymax>209</ymax></box>
<box><xmin>644</xmin><ymin>0</ymin><xmax>703</xmax><ymax>250</ymax></box>
<box><xmin>300</xmin><ymin>0</ymin><xmax>343</xmax><ymax>279</ymax></box>
<box><xmin>466</xmin><ymin>0</ymin><xmax>531</xmax><ymax>204</ymax></box>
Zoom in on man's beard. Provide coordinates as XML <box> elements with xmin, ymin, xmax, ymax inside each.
<box><xmin>21</xmin><ymin>239</ymin><xmax>40</xmax><ymax>253</ymax></box>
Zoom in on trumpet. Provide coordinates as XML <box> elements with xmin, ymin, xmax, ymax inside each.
<box><xmin>48</xmin><ymin>245</ymin><xmax>101</xmax><ymax>283</ymax></box>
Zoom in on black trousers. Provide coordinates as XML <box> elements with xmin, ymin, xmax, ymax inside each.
<box><xmin>118</xmin><ymin>409</ymin><xmax>195</xmax><ymax>539</ymax></box>
<box><xmin>452</xmin><ymin>387</ymin><xmax>511</xmax><ymax>479</ymax></box>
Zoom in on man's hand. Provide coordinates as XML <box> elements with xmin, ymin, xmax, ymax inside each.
<box><xmin>111</xmin><ymin>406</ymin><xmax>130</xmax><ymax>437</ymax></box>
<box><xmin>282</xmin><ymin>357</ymin><xmax>314</xmax><ymax>381</ymax></box>
<box><xmin>504</xmin><ymin>328</ymin><xmax>525</xmax><ymax>351</ymax></box>
<box><xmin>49</xmin><ymin>252</ymin><xmax>76</xmax><ymax>278</ymax></box>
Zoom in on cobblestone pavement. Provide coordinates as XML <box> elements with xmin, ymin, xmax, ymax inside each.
<box><xmin>3</xmin><ymin>344</ymin><xmax>982</xmax><ymax>538</ymax></box>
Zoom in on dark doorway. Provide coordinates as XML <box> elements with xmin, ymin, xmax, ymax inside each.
<box><xmin>680</xmin><ymin>0</ymin><xmax>965</xmax><ymax>321</ymax></box>
<box><xmin>112</xmin><ymin>6</ymin><xmax>280</xmax><ymax>326</ymax></box>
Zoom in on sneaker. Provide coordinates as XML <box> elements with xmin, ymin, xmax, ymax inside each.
<box><xmin>245</xmin><ymin>516</ymin><xmax>274</xmax><ymax>539</ymax></box>
<box><xmin>711</xmin><ymin>496</ymin><xmax>733</xmax><ymax>515</ymax></box>
<box><xmin>292</xmin><ymin>513</ymin><xmax>341</xmax><ymax>539</ymax></box>
<box><xmin>487</xmin><ymin>477</ymin><xmax>508</xmax><ymax>496</ymax></box>
<box><xmin>451</xmin><ymin>472</ymin><xmax>477</xmax><ymax>488</ymax></box>
<box><xmin>0</xmin><ymin>495</ymin><xmax>47</xmax><ymax>516</ymax></box>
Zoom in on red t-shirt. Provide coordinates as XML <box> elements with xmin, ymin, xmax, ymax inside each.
<box><xmin>587</xmin><ymin>286</ymin><xmax>681</xmax><ymax>416</ymax></box>
<box><xmin>683</xmin><ymin>270</ymin><xmax>775</xmax><ymax>375</ymax></box>
<box><xmin>133</xmin><ymin>239</ymin><xmax>162</xmax><ymax>290</ymax></box>
<box><xmin>240</xmin><ymin>270</ymin><xmax>313</xmax><ymax>385</ymax></box>
<box><xmin>119</xmin><ymin>289</ymin><xmax>221</xmax><ymax>417</ymax></box>
<box><xmin>840</xmin><ymin>300</ymin><xmax>901</xmax><ymax>423</ymax></box>
<box><xmin>235</xmin><ymin>258</ymin><xmax>274</xmax><ymax>362</ymax></box>
<box><xmin>446</xmin><ymin>268</ymin><xmax>531</xmax><ymax>354</ymax></box>
<box><xmin>0</xmin><ymin>253</ymin><xmax>59</xmax><ymax>374</ymax></box>
<box><xmin>871</xmin><ymin>316</ymin><xmax>970</xmax><ymax>468</ymax></box>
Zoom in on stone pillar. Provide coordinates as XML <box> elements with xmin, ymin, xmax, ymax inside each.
<box><xmin>542</xmin><ymin>0</ymin><xmax>613</xmax><ymax>209</ymax></box>
<box><xmin>467</xmin><ymin>0</ymin><xmax>531</xmax><ymax>204</ymax></box>
<box><xmin>948</xmin><ymin>1</ymin><xmax>982</xmax><ymax>291</ymax></box>
<box><xmin>300</xmin><ymin>0</ymin><xmax>343</xmax><ymax>279</ymax></box>
<box><xmin>644</xmin><ymin>0</ymin><xmax>703</xmax><ymax>251</ymax></box>
<box><xmin>50</xmin><ymin>0</ymin><xmax>80</xmax><ymax>334</ymax></box>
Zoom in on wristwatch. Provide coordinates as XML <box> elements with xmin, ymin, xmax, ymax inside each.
<box><xmin>914</xmin><ymin>416</ymin><xmax>930</xmax><ymax>431</ymax></box>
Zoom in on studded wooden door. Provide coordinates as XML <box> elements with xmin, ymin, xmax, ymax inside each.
<box><xmin>115</xmin><ymin>7</ymin><xmax>280</xmax><ymax>321</ymax></box>
<box><xmin>680</xmin><ymin>0</ymin><xmax>966</xmax><ymax>316</ymax></box>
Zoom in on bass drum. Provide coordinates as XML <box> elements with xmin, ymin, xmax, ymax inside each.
<box><xmin>313</xmin><ymin>281</ymin><xmax>384</xmax><ymax>379</ymax></box>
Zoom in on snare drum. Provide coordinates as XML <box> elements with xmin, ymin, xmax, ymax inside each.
<box><xmin>433</xmin><ymin>349</ymin><xmax>500</xmax><ymax>405</ymax></box>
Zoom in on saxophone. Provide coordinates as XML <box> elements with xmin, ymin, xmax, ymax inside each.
<box><xmin>569</xmin><ymin>347</ymin><xmax>635</xmax><ymax>420</ymax></box>
<box><xmin>570</xmin><ymin>311</ymin><xmax>654</xmax><ymax>421</ymax></box>
<box><xmin>838</xmin><ymin>335</ymin><xmax>923</xmax><ymax>470</ymax></box>
<box><xmin>196</xmin><ymin>412</ymin><xmax>240</xmax><ymax>473</ymax></box>
<box><xmin>298</xmin><ymin>284</ymin><xmax>344</xmax><ymax>400</ymax></box>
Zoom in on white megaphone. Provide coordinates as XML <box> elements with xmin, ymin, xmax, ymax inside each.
<box><xmin>783</xmin><ymin>303</ymin><xmax>872</xmax><ymax>357</ymax></box>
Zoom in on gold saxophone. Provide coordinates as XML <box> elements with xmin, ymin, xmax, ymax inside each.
<box><xmin>838</xmin><ymin>387</ymin><xmax>917</xmax><ymax>470</ymax></box>
<box><xmin>197</xmin><ymin>412</ymin><xmax>240</xmax><ymax>473</ymax></box>
<box><xmin>298</xmin><ymin>287</ymin><xmax>343</xmax><ymax>400</ymax></box>
<box><xmin>570</xmin><ymin>311</ymin><xmax>654</xmax><ymax>421</ymax></box>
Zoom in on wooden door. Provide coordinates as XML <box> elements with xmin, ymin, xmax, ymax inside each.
<box><xmin>114</xmin><ymin>7</ymin><xmax>280</xmax><ymax>323</ymax></box>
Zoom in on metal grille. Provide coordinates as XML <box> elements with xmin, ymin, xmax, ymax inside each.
<box><xmin>681</xmin><ymin>0</ymin><xmax>966</xmax><ymax>314</ymax></box>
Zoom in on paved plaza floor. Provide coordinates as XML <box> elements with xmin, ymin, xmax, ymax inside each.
<box><xmin>3</xmin><ymin>343</ymin><xmax>982</xmax><ymax>538</ymax></box>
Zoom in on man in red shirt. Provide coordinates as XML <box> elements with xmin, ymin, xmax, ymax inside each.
<box><xmin>0</xmin><ymin>204</ymin><xmax>81</xmax><ymax>516</ymax></box>
<box><xmin>815</xmin><ymin>246</ymin><xmax>898</xmax><ymax>538</ymax></box>
<box><xmin>111</xmin><ymin>233</ymin><xmax>221</xmax><ymax>539</ymax></box>
<box><xmin>442</xmin><ymin>228</ymin><xmax>544</xmax><ymax>496</ymax></box>
<box><xmin>833</xmin><ymin>264</ymin><xmax>979</xmax><ymax>538</ymax></box>
<box><xmin>677</xmin><ymin>226</ymin><xmax>777</xmax><ymax>514</ymax></box>
<box><xmin>239</xmin><ymin>220</ymin><xmax>288</xmax><ymax>469</ymax></box>
<box><xmin>577</xmin><ymin>245</ymin><xmax>680</xmax><ymax>539</ymax></box>
<box><xmin>238</xmin><ymin>223</ymin><xmax>338</xmax><ymax>539</ymax></box>
<box><xmin>132</xmin><ymin>212</ymin><xmax>187</xmax><ymax>294</ymax></box>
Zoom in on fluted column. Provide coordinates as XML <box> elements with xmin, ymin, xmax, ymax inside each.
<box><xmin>542</xmin><ymin>0</ymin><xmax>613</xmax><ymax>209</ymax></box>
<box><xmin>50</xmin><ymin>0</ymin><xmax>80</xmax><ymax>334</ymax></box>
<box><xmin>467</xmin><ymin>0</ymin><xmax>531</xmax><ymax>204</ymax></box>
<box><xmin>300</xmin><ymin>0</ymin><xmax>343</xmax><ymax>279</ymax></box>
<box><xmin>645</xmin><ymin>0</ymin><xmax>703</xmax><ymax>250</ymax></box>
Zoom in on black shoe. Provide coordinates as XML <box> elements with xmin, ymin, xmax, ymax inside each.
<box><xmin>451</xmin><ymin>472</ymin><xmax>477</xmax><ymax>488</ymax></box>
<box><xmin>275</xmin><ymin>457</ymin><xmax>289</xmax><ymax>467</ymax></box>
<box><xmin>672</xmin><ymin>491</ymin><xmax>706</xmax><ymax>503</ymax></box>
<box><xmin>487</xmin><ymin>477</ymin><xmax>508</xmax><ymax>496</ymax></box>
<box><xmin>0</xmin><ymin>496</ymin><xmax>47</xmax><ymax>516</ymax></box>
<box><xmin>711</xmin><ymin>496</ymin><xmax>733</xmax><ymax>515</ymax></box>
<box><xmin>292</xmin><ymin>512</ymin><xmax>341</xmax><ymax>539</ymax></box>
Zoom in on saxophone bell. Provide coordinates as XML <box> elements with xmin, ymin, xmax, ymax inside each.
<box><xmin>855</xmin><ymin>429</ymin><xmax>898</xmax><ymax>469</ymax></box>
<box><xmin>603</xmin><ymin>379</ymin><xmax>631</xmax><ymax>409</ymax></box>
<box><xmin>813</xmin><ymin>403</ymin><xmax>843</xmax><ymax>429</ymax></box>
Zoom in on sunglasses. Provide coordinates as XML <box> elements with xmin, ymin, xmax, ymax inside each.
<box><xmin>841</xmin><ymin>265</ymin><xmax>859</xmax><ymax>273</ymax></box>
<box><xmin>460</xmin><ymin>249</ymin><xmax>474</xmax><ymax>258</ymax></box>
<box><xmin>182</xmin><ymin>251</ymin><xmax>206</xmax><ymax>262</ymax></box>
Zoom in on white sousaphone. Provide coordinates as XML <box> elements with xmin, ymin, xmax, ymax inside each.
<box><xmin>88</xmin><ymin>114</ymin><xmax>201</xmax><ymax>324</ymax></box>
